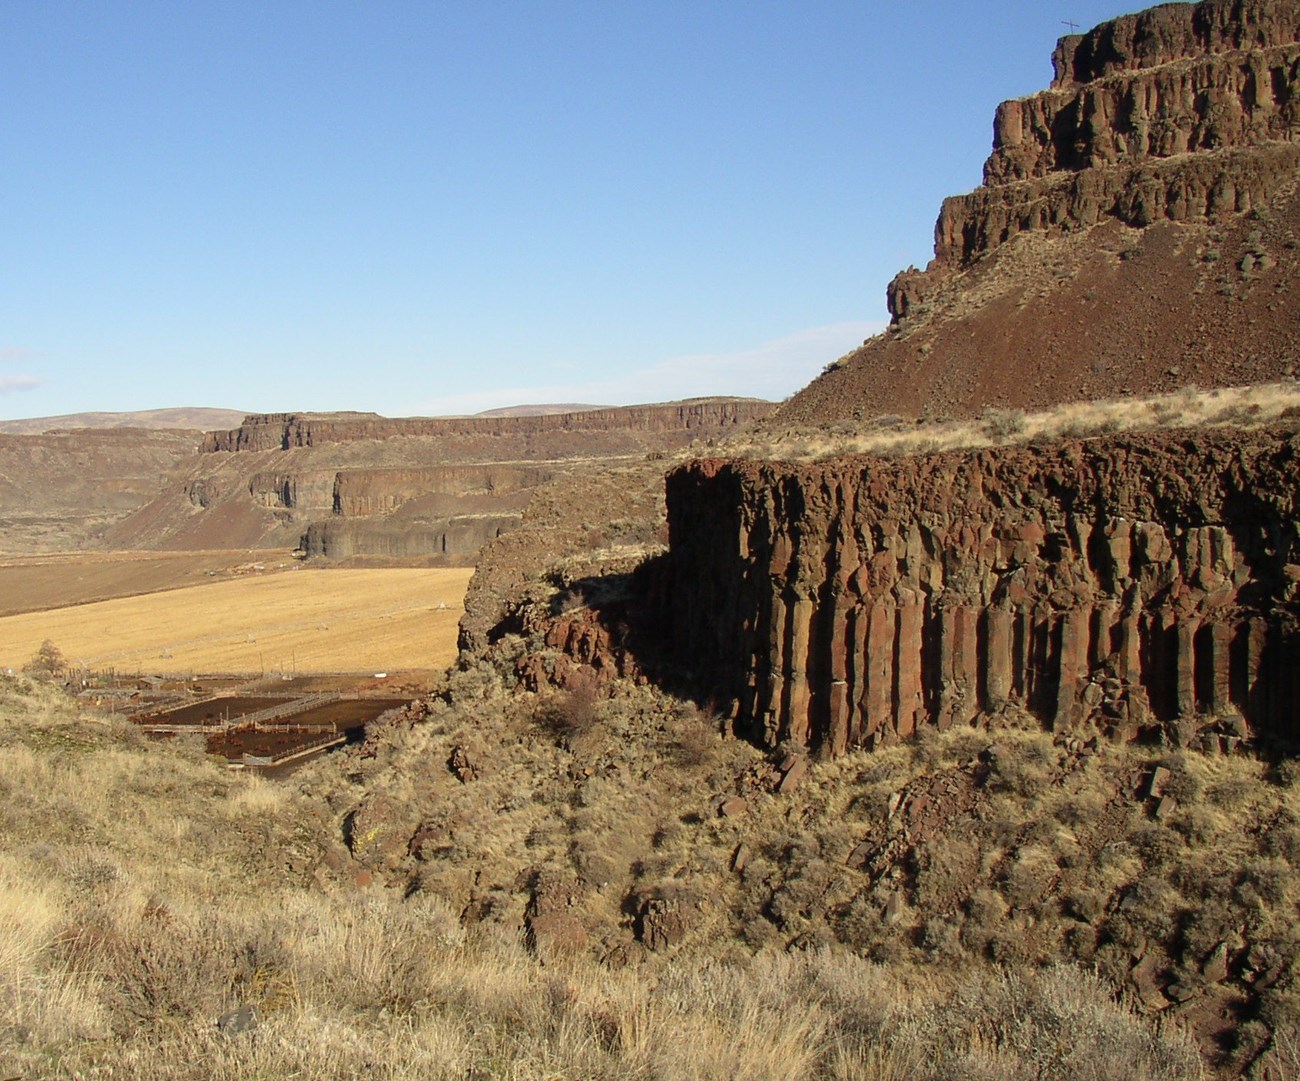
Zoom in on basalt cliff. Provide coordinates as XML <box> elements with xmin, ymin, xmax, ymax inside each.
<box><xmin>492</xmin><ymin>1</ymin><xmax>1300</xmax><ymax>760</ymax></box>
<box><xmin>779</xmin><ymin>0</ymin><xmax>1300</xmax><ymax>425</ymax></box>
<box><xmin>104</xmin><ymin>399</ymin><xmax>773</xmax><ymax>560</ymax></box>
<box><xmin>664</xmin><ymin>429</ymin><xmax>1300</xmax><ymax>756</ymax></box>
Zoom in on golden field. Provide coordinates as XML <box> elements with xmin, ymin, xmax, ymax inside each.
<box><xmin>0</xmin><ymin>565</ymin><xmax>473</xmax><ymax>675</ymax></box>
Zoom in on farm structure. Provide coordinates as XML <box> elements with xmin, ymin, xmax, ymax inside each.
<box><xmin>131</xmin><ymin>692</ymin><xmax>407</xmax><ymax>770</ymax></box>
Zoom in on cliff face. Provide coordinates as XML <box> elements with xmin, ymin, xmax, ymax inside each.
<box><xmin>660</xmin><ymin>430</ymin><xmax>1300</xmax><ymax>755</ymax></box>
<box><xmin>911</xmin><ymin>0</ymin><xmax>1300</xmax><ymax>294</ymax></box>
<box><xmin>301</xmin><ymin>515</ymin><xmax>520</xmax><ymax>560</ymax></box>
<box><xmin>203</xmin><ymin>400</ymin><xmax>774</xmax><ymax>453</ymax></box>
<box><xmin>331</xmin><ymin>466</ymin><xmax>554</xmax><ymax>517</ymax></box>
<box><xmin>779</xmin><ymin>0</ymin><xmax>1300</xmax><ymax>426</ymax></box>
<box><xmin>1049</xmin><ymin>0</ymin><xmax>1300</xmax><ymax>88</ymax></box>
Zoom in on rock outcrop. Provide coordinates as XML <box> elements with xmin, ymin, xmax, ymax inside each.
<box><xmin>331</xmin><ymin>466</ymin><xmax>553</xmax><ymax>517</ymax></box>
<box><xmin>661</xmin><ymin>429</ymin><xmax>1300</xmax><ymax>755</ymax></box>
<box><xmin>301</xmin><ymin>515</ymin><xmax>521</xmax><ymax>560</ymax></box>
<box><xmin>780</xmin><ymin>0</ymin><xmax>1300</xmax><ymax>425</ymax></box>
<box><xmin>901</xmin><ymin>0</ymin><xmax>1300</xmax><ymax>308</ymax></box>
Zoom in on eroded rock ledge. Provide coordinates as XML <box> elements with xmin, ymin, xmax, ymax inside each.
<box><xmin>203</xmin><ymin>400</ymin><xmax>774</xmax><ymax>453</ymax></box>
<box><xmin>888</xmin><ymin>0</ymin><xmax>1300</xmax><ymax>321</ymax></box>
<box><xmin>659</xmin><ymin>429</ymin><xmax>1299</xmax><ymax>755</ymax></box>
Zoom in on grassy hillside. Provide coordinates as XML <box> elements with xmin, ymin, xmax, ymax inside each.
<box><xmin>0</xmin><ymin>674</ymin><xmax>1211</xmax><ymax>1080</ymax></box>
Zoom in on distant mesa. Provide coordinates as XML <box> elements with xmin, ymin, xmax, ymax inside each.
<box><xmin>472</xmin><ymin>403</ymin><xmax>608</xmax><ymax>418</ymax></box>
<box><xmin>0</xmin><ymin>407</ymin><xmax>248</xmax><ymax>435</ymax></box>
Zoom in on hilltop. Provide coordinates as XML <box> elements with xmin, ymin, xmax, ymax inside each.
<box><xmin>778</xmin><ymin>0</ymin><xmax>1300</xmax><ymax>424</ymax></box>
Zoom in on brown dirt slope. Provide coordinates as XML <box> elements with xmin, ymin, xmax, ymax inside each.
<box><xmin>779</xmin><ymin>0</ymin><xmax>1300</xmax><ymax>426</ymax></box>
<box><xmin>0</xmin><ymin>428</ymin><xmax>202</xmax><ymax>553</ymax></box>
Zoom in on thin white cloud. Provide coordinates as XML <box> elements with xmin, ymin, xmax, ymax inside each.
<box><xmin>0</xmin><ymin>347</ymin><xmax>34</xmax><ymax>364</ymax></box>
<box><xmin>0</xmin><ymin>375</ymin><xmax>41</xmax><ymax>396</ymax></box>
<box><xmin>415</xmin><ymin>321</ymin><xmax>884</xmax><ymax>416</ymax></box>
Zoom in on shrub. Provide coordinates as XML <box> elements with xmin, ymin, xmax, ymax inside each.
<box><xmin>23</xmin><ymin>639</ymin><xmax>65</xmax><ymax>680</ymax></box>
<box><xmin>981</xmin><ymin>407</ymin><xmax>1028</xmax><ymax>443</ymax></box>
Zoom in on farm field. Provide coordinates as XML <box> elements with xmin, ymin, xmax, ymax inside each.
<box><xmin>0</xmin><ymin>549</ymin><xmax>301</xmax><ymax>617</ymax></box>
<box><xmin>0</xmin><ymin>565</ymin><xmax>473</xmax><ymax>675</ymax></box>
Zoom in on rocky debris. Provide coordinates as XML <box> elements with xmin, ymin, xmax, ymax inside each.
<box><xmin>514</xmin><ymin>602</ymin><xmax>647</xmax><ymax>696</ymax></box>
<box><xmin>1154</xmin><ymin>795</ymin><xmax>1180</xmax><ymax>820</ymax></box>
<box><xmin>662</xmin><ymin>429</ymin><xmax>1300</xmax><ymax>756</ymax></box>
<box><xmin>1147</xmin><ymin>766</ymin><xmax>1172</xmax><ymax>799</ymax></box>
<box><xmin>1202</xmin><ymin>940</ymin><xmax>1233</xmax><ymax>984</ymax></box>
<box><xmin>637</xmin><ymin>895</ymin><xmax>687</xmax><ymax>952</ymax></box>
<box><xmin>776</xmin><ymin>754</ymin><xmax>809</xmax><ymax>794</ymax></box>
<box><xmin>718</xmin><ymin>796</ymin><xmax>748</xmax><ymax>818</ymax></box>
<box><xmin>448</xmin><ymin>745</ymin><xmax>481</xmax><ymax>783</ymax></box>
<box><xmin>732</xmin><ymin>843</ymin><xmax>751</xmax><ymax>873</ymax></box>
<box><xmin>342</xmin><ymin>795</ymin><xmax>415</xmax><ymax>869</ymax></box>
<box><xmin>524</xmin><ymin>872</ymin><xmax>590</xmax><ymax>957</ymax></box>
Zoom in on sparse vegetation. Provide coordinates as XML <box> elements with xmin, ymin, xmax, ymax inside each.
<box><xmin>0</xmin><ymin>677</ymin><xmax>1215</xmax><ymax>1079</ymax></box>
<box><xmin>722</xmin><ymin>380</ymin><xmax>1300</xmax><ymax>463</ymax></box>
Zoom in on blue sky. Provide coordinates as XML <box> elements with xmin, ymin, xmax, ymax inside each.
<box><xmin>1</xmin><ymin>1</ymin><xmax>1130</xmax><ymax>419</ymax></box>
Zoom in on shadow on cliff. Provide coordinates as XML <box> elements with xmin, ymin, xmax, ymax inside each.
<box><xmin>520</xmin><ymin>553</ymin><xmax>722</xmax><ymax>715</ymax></box>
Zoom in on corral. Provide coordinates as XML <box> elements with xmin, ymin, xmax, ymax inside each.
<box><xmin>130</xmin><ymin>692</ymin><xmax>410</xmax><ymax>770</ymax></box>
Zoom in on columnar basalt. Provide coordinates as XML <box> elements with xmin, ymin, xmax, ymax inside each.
<box><xmin>331</xmin><ymin>466</ymin><xmax>554</xmax><ymax>517</ymax></box>
<box><xmin>663</xmin><ymin>430</ymin><xmax>1300</xmax><ymax>755</ymax></box>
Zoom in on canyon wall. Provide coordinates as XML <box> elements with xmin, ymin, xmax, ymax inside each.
<box><xmin>662</xmin><ymin>430</ymin><xmax>1300</xmax><ymax>755</ymax></box>
<box><xmin>301</xmin><ymin>515</ymin><xmax>520</xmax><ymax>560</ymax></box>
<box><xmin>331</xmin><ymin>466</ymin><xmax>554</xmax><ymax>517</ymax></box>
<box><xmin>203</xmin><ymin>400</ymin><xmax>774</xmax><ymax>453</ymax></box>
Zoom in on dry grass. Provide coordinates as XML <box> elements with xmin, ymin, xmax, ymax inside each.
<box><xmin>0</xmin><ymin>676</ymin><xmax>1205</xmax><ymax>1081</ymax></box>
<box><xmin>724</xmin><ymin>380</ymin><xmax>1300</xmax><ymax>462</ymax></box>
<box><xmin>0</xmin><ymin>566</ymin><xmax>472</xmax><ymax>675</ymax></box>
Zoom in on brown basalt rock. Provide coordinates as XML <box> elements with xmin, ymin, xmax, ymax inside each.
<box><xmin>661</xmin><ymin>429</ymin><xmax>1300</xmax><ymax>756</ymax></box>
<box><xmin>525</xmin><ymin>872</ymin><xmax>590</xmax><ymax>958</ymax></box>
<box><xmin>448</xmin><ymin>745</ymin><xmax>482</xmax><ymax>783</ymax></box>
<box><xmin>784</xmin><ymin>0</ymin><xmax>1300</xmax><ymax>426</ymax></box>
<box><xmin>918</xmin><ymin>1</ymin><xmax>1300</xmax><ymax>283</ymax></box>
<box><xmin>637</xmin><ymin>896</ymin><xmax>687</xmax><ymax>952</ymax></box>
<box><xmin>718</xmin><ymin>796</ymin><xmax>749</xmax><ymax>818</ymax></box>
<box><xmin>777</xmin><ymin>755</ymin><xmax>809</xmax><ymax>794</ymax></box>
<box><xmin>343</xmin><ymin>795</ymin><xmax>414</xmax><ymax>869</ymax></box>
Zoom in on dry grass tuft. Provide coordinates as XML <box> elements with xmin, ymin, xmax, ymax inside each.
<box><xmin>724</xmin><ymin>380</ymin><xmax>1300</xmax><ymax>462</ymax></box>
